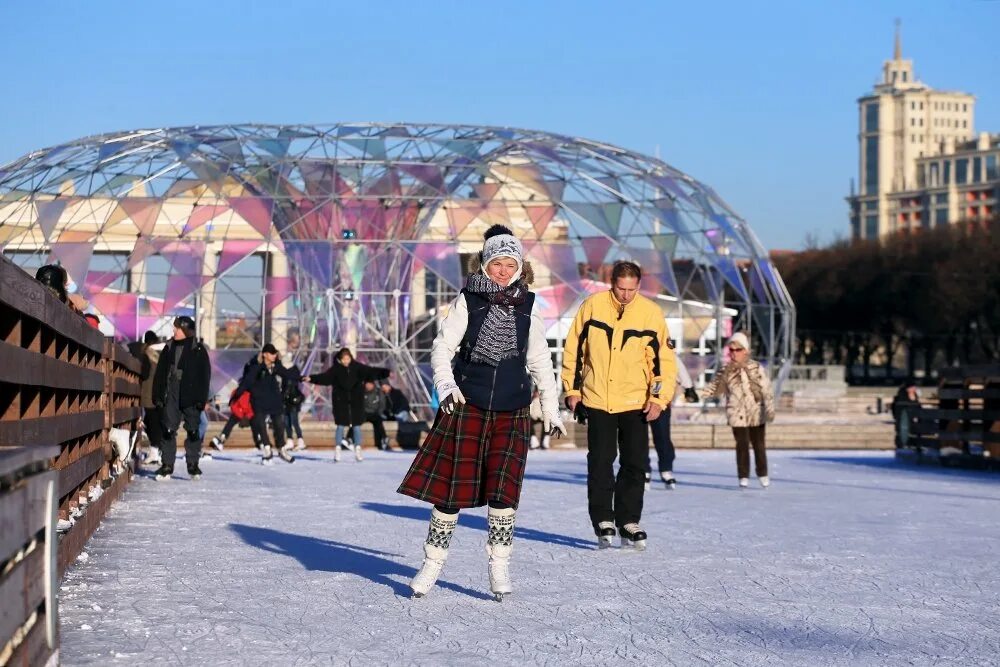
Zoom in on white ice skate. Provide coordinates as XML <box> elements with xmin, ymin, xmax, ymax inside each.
<box><xmin>644</xmin><ymin>472</ymin><xmax>651</xmax><ymax>491</ymax></box>
<box><xmin>738</xmin><ymin>477</ymin><xmax>749</xmax><ymax>488</ymax></box>
<box><xmin>540</xmin><ymin>435</ymin><xmax>551</xmax><ymax>449</ymax></box>
<box><xmin>759</xmin><ymin>475</ymin><xmax>770</xmax><ymax>488</ymax></box>
<box><xmin>529</xmin><ymin>435</ymin><xmax>540</xmax><ymax>450</ymax></box>
<box><xmin>661</xmin><ymin>471</ymin><xmax>676</xmax><ymax>490</ymax></box>
<box><xmin>410</xmin><ymin>509</ymin><xmax>458</xmax><ymax>598</ymax></box>
<box><xmin>354</xmin><ymin>443</ymin><xmax>363</xmax><ymax>462</ymax></box>
<box><xmin>295</xmin><ymin>437</ymin><xmax>306</xmax><ymax>451</ymax></box>
<box><xmin>145</xmin><ymin>445</ymin><xmax>162</xmax><ymax>467</ymax></box>
<box><xmin>261</xmin><ymin>445</ymin><xmax>274</xmax><ymax>465</ymax></box>
<box><xmin>620</xmin><ymin>523</ymin><xmax>647</xmax><ymax>551</ymax></box>
<box><xmin>596</xmin><ymin>521</ymin><xmax>616</xmax><ymax>549</ymax></box>
<box><xmin>333</xmin><ymin>445</ymin><xmax>341</xmax><ymax>462</ymax></box>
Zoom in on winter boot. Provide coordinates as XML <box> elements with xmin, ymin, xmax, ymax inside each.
<box><xmin>620</xmin><ymin>523</ymin><xmax>647</xmax><ymax>551</ymax></box>
<box><xmin>154</xmin><ymin>465</ymin><xmax>173</xmax><ymax>481</ymax></box>
<box><xmin>596</xmin><ymin>521</ymin><xmax>616</xmax><ymax>549</ymax></box>
<box><xmin>410</xmin><ymin>508</ymin><xmax>458</xmax><ymax>598</ymax></box>
<box><xmin>661</xmin><ymin>471</ymin><xmax>677</xmax><ymax>490</ymax></box>
<box><xmin>295</xmin><ymin>437</ymin><xmax>307</xmax><ymax>451</ymax></box>
<box><xmin>486</xmin><ymin>506</ymin><xmax>516</xmax><ymax>601</ymax></box>
<box><xmin>210</xmin><ymin>434</ymin><xmax>225</xmax><ymax>451</ymax></box>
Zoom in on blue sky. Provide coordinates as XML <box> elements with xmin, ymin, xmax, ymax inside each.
<box><xmin>2</xmin><ymin>0</ymin><xmax>997</xmax><ymax>249</ymax></box>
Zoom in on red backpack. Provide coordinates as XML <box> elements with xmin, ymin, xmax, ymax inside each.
<box><xmin>230</xmin><ymin>390</ymin><xmax>254</xmax><ymax>422</ymax></box>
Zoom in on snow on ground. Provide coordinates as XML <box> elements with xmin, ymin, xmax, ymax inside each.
<box><xmin>59</xmin><ymin>449</ymin><xmax>1000</xmax><ymax>666</ymax></box>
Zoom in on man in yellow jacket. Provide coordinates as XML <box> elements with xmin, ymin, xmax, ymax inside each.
<box><xmin>562</xmin><ymin>261</ymin><xmax>677</xmax><ymax>550</ymax></box>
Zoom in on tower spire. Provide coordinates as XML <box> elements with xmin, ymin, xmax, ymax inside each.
<box><xmin>894</xmin><ymin>18</ymin><xmax>902</xmax><ymax>60</ymax></box>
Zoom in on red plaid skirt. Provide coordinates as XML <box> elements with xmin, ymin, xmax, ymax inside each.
<box><xmin>397</xmin><ymin>402</ymin><xmax>530</xmax><ymax>509</ymax></box>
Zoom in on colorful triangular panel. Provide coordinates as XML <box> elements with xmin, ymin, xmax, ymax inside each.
<box><xmin>580</xmin><ymin>236</ymin><xmax>613</xmax><ymax>270</ymax></box>
<box><xmin>227</xmin><ymin>197</ymin><xmax>274</xmax><ymax>238</ymax></box>
<box><xmin>285</xmin><ymin>240</ymin><xmax>334</xmax><ymax>286</ymax></box>
<box><xmin>264</xmin><ymin>276</ymin><xmax>296</xmax><ymax>312</ymax></box>
<box><xmin>36</xmin><ymin>199</ymin><xmax>67</xmax><ymax>242</ymax></box>
<box><xmin>524</xmin><ymin>205</ymin><xmax>557</xmax><ymax>237</ymax></box>
<box><xmin>184</xmin><ymin>203</ymin><xmax>229</xmax><ymax>236</ymax></box>
<box><xmin>119</xmin><ymin>198</ymin><xmax>163</xmax><ymax>236</ymax></box>
<box><xmin>48</xmin><ymin>241</ymin><xmax>95</xmax><ymax>290</ymax></box>
<box><xmin>217</xmin><ymin>240</ymin><xmax>263</xmax><ymax>276</ymax></box>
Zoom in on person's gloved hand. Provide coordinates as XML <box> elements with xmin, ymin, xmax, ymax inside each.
<box><xmin>544</xmin><ymin>412</ymin><xmax>568</xmax><ymax>438</ymax></box>
<box><xmin>684</xmin><ymin>387</ymin><xmax>699</xmax><ymax>403</ymax></box>
<box><xmin>440</xmin><ymin>387</ymin><xmax>466</xmax><ymax>414</ymax></box>
<box><xmin>573</xmin><ymin>402</ymin><xmax>589</xmax><ymax>425</ymax></box>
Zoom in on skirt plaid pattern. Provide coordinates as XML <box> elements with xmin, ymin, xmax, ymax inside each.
<box><xmin>397</xmin><ymin>402</ymin><xmax>530</xmax><ymax>509</ymax></box>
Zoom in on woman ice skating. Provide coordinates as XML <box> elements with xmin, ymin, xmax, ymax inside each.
<box><xmin>701</xmin><ymin>332</ymin><xmax>776</xmax><ymax>488</ymax></box>
<box><xmin>398</xmin><ymin>224</ymin><xmax>566</xmax><ymax>601</ymax></box>
<box><xmin>304</xmin><ymin>348</ymin><xmax>388</xmax><ymax>462</ymax></box>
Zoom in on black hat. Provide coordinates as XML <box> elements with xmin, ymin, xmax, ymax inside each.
<box><xmin>261</xmin><ymin>343</ymin><xmax>279</xmax><ymax>355</ymax></box>
<box><xmin>173</xmin><ymin>316</ymin><xmax>196</xmax><ymax>335</ymax></box>
<box><xmin>35</xmin><ymin>264</ymin><xmax>68</xmax><ymax>302</ymax></box>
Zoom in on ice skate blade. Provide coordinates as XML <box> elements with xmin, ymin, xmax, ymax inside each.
<box><xmin>411</xmin><ymin>591</ymin><xmax>425</xmax><ymax>599</ymax></box>
<box><xmin>598</xmin><ymin>537</ymin><xmax>614</xmax><ymax>549</ymax></box>
<box><xmin>493</xmin><ymin>592</ymin><xmax>510</xmax><ymax>602</ymax></box>
<box><xmin>620</xmin><ymin>537</ymin><xmax>647</xmax><ymax>551</ymax></box>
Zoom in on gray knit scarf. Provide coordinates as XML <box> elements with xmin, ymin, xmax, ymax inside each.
<box><xmin>465</xmin><ymin>273</ymin><xmax>527</xmax><ymax>366</ymax></box>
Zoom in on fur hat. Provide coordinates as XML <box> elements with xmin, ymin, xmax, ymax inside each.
<box><xmin>480</xmin><ymin>224</ymin><xmax>523</xmax><ymax>272</ymax></box>
<box><xmin>728</xmin><ymin>332</ymin><xmax>750</xmax><ymax>351</ymax></box>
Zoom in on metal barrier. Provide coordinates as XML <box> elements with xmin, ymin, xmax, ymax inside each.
<box><xmin>900</xmin><ymin>364</ymin><xmax>1000</xmax><ymax>467</ymax></box>
<box><xmin>0</xmin><ymin>254</ymin><xmax>141</xmax><ymax>665</ymax></box>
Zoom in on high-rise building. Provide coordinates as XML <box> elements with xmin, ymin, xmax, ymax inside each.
<box><xmin>848</xmin><ymin>24</ymin><xmax>977</xmax><ymax>239</ymax></box>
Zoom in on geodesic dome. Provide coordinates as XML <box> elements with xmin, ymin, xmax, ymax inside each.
<box><xmin>0</xmin><ymin>123</ymin><xmax>794</xmax><ymax>415</ymax></box>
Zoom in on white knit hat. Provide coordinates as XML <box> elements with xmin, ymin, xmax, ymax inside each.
<box><xmin>481</xmin><ymin>224</ymin><xmax>523</xmax><ymax>270</ymax></box>
<box><xmin>728</xmin><ymin>332</ymin><xmax>750</xmax><ymax>351</ymax></box>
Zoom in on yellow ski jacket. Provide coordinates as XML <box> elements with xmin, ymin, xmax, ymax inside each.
<box><xmin>561</xmin><ymin>290</ymin><xmax>677</xmax><ymax>413</ymax></box>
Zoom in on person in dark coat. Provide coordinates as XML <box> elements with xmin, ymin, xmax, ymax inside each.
<box><xmin>237</xmin><ymin>343</ymin><xmax>294</xmax><ymax>464</ymax></box>
<box><xmin>304</xmin><ymin>348</ymin><xmax>388</xmax><ymax>462</ymax></box>
<box><xmin>380</xmin><ymin>381</ymin><xmax>412</xmax><ymax>422</ymax></box>
<box><xmin>363</xmin><ymin>380</ymin><xmax>390</xmax><ymax>450</ymax></box>
<box><xmin>151</xmin><ymin>316</ymin><xmax>211</xmax><ymax>480</ymax></box>
<box><xmin>209</xmin><ymin>353</ymin><xmax>263</xmax><ymax>452</ymax></box>
<box><xmin>282</xmin><ymin>358</ymin><xmax>306</xmax><ymax>451</ymax></box>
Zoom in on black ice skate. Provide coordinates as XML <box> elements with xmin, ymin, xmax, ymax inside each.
<box><xmin>154</xmin><ymin>465</ymin><xmax>173</xmax><ymax>481</ymax></box>
<box><xmin>619</xmin><ymin>523</ymin><xmax>647</xmax><ymax>551</ymax></box>
<box><xmin>596</xmin><ymin>521</ymin><xmax>616</xmax><ymax>549</ymax></box>
<box><xmin>187</xmin><ymin>464</ymin><xmax>203</xmax><ymax>480</ymax></box>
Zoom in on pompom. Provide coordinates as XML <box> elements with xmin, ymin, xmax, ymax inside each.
<box><xmin>483</xmin><ymin>224</ymin><xmax>514</xmax><ymax>240</ymax></box>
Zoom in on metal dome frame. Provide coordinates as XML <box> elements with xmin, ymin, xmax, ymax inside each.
<box><xmin>0</xmin><ymin>123</ymin><xmax>795</xmax><ymax>416</ymax></box>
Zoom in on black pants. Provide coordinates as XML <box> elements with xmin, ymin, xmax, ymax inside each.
<box><xmin>285</xmin><ymin>409</ymin><xmax>303</xmax><ymax>439</ymax></box>
<box><xmin>366</xmin><ymin>414</ymin><xmax>386</xmax><ymax>443</ymax></box>
<box><xmin>161</xmin><ymin>405</ymin><xmax>202</xmax><ymax>470</ymax></box>
<box><xmin>647</xmin><ymin>406</ymin><xmax>675</xmax><ymax>474</ymax></box>
<box><xmin>217</xmin><ymin>414</ymin><xmax>263</xmax><ymax>446</ymax></box>
<box><xmin>586</xmin><ymin>407</ymin><xmax>648</xmax><ymax>531</ymax></box>
<box><xmin>143</xmin><ymin>406</ymin><xmax>164</xmax><ymax>451</ymax></box>
<box><xmin>251</xmin><ymin>411</ymin><xmax>285</xmax><ymax>451</ymax></box>
<box><xmin>732</xmin><ymin>426</ymin><xmax>768</xmax><ymax>478</ymax></box>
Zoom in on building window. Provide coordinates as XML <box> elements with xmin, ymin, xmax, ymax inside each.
<box><xmin>929</xmin><ymin>163</ymin><xmax>940</xmax><ymax>187</ymax></box>
<box><xmin>910</xmin><ymin>118</ymin><xmax>915</xmax><ymax>127</ymax></box>
<box><xmin>865</xmin><ymin>104</ymin><xmax>878</xmax><ymax>132</ymax></box>
<box><xmin>935</xmin><ymin>193</ymin><xmax>948</xmax><ymax>204</ymax></box>
<box><xmin>963</xmin><ymin>103</ymin><xmax>968</xmax><ymax>112</ymax></box>
<box><xmin>865</xmin><ymin>200</ymin><xmax>877</xmax><ymax>211</ymax></box>
<box><xmin>963</xmin><ymin>120</ymin><xmax>968</xmax><ymax>128</ymax></box>
<box><xmin>943</xmin><ymin>161</ymin><xmax>951</xmax><ymax>185</ymax></box>
<box><xmin>956</xmin><ymin>159</ymin><xmax>968</xmax><ymax>185</ymax></box>
<box><xmin>865</xmin><ymin>215</ymin><xmax>878</xmax><ymax>239</ymax></box>
<box><xmin>987</xmin><ymin>155</ymin><xmax>999</xmax><ymax>180</ymax></box>
<box><xmin>864</xmin><ymin>136</ymin><xmax>879</xmax><ymax>194</ymax></box>
<box><xmin>920</xmin><ymin>102</ymin><xmax>924</xmax><ymax>110</ymax></box>
<box><xmin>973</xmin><ymin>157</ymin><xmax>982</xmax><ymax>182</ymax></box>
<box><xmin>919</xmin><ymin>118</ymin><xmax>924</xmax><ymax>127</ymax></box>
<box><xmin>935</xmin><ymin>208</ymin><xmax>948</xmax><ymax>226</ymax></box>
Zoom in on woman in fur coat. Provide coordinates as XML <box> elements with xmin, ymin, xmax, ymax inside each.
<box><xmin>397</xmin><ymin>224</ymin><xmax>566</xmax><ymax>601</ymax></box>
<box><xmin>701</xmin><ymin>332</ymin><xmax>776</xmax><ymax>488</ymax></box>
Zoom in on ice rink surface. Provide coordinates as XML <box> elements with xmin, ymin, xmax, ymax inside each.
<box><xmin>59</xmin><ymin>449</ymin><xmax>1000</xmax><ymax>666</ymax></box>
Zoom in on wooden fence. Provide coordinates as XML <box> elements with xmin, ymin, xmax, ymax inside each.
<box><xmin>0</xmin><ymin>254</ymin><xmax>141</xmax><ymax>665</ymax></box>
<box><xmin>899</xmin><ymin>364</ymin><xmax>1000</xmax><ymax>467</ymax></box>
